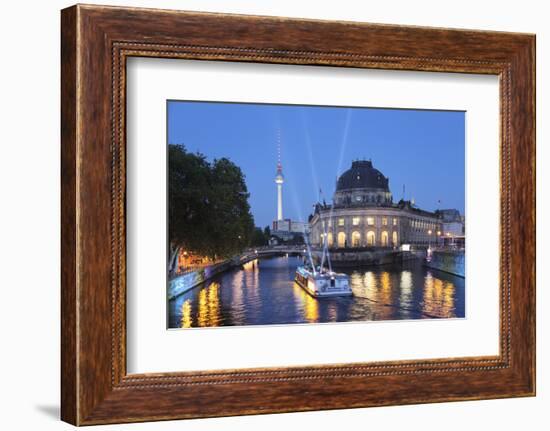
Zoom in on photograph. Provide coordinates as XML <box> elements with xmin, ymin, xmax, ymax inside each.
<box><xmin>167</xmin><ymin>101</ymin><xmax>466</xmax><ymax>329</ymax></box>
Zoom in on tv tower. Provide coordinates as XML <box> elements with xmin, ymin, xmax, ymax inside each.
<box><xmin>274</xmin><ymin>129</ymin><xmax>284</xmax><ymax>221</ymax></box>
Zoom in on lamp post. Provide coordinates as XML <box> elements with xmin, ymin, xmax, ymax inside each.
<box><xmin>427</xmin><ymin>229</ymin><xmax>432</xmax><ymax>250</ymax></box>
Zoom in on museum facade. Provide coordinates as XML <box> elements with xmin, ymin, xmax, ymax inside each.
<box><xmin>309</xmin><ymin>160</ymin><xmax>456</xmax><ymax>249</ymax></box>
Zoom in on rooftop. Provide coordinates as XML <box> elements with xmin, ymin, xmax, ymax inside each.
<box><xmin>336</xmin><ymin>160</ymin><xmax>390</xmax><ymax>192</ymax></box>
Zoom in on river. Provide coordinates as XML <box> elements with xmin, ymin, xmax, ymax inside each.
<box><xmin>168</xmin><ymin>255</ymin><xmax>465</xmax><ymax>328</ymax></box>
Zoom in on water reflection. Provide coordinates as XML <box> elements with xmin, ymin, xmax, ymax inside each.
<box><xmin>292</xmin><ymin>282</ymin><xmax>319</xmax><ymax>323</ymax></box>
<box><xmin>169</xmin><ymin>256</ymin><xmax>465</xmax><ymax>328</ymax></box>
<box><xmin>181</xmin><ymin>299</ymin><xmax>192</xmax><ymax>329</ymax></box>
<box><xmin>422</xmin><ymin>272</ymin><xmax>457</xmax><ymax>318</ymax></box>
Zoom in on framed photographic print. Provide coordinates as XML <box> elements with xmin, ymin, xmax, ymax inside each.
<box><xmin>61</xmin><ymin>4</ymin><xmax>535</xmax><ymax>425</ymax></box>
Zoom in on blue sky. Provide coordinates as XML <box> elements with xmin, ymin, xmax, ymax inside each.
<box><xmin>168</xmin><ymin>101</ymin><xmax>465</xmax><ymax>229</ymax></box>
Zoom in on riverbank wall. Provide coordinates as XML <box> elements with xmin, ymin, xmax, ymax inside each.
<box><xmin>169</xmin><ymin>249</ymin><xmax>301</xmax><ymax>299</ymax></box>
<box><xmin>424</xmin><ymin>250</ymin><xmax>465</xmax><ymax>277</ymax></box>
<box><xmin>168</xmin><ymin>260</ymin><xmax>233</xmax><ymax>300</ymax></box>
<box><xmin>313</xmin><ymin>248</ymin><xmax>424</xmax><ymax>268</ymax></box>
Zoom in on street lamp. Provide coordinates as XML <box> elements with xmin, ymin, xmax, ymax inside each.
<box><xmin>427</xmin><ymin>229</ymin><xmax>432</xmax><ymax>250</ymax></box>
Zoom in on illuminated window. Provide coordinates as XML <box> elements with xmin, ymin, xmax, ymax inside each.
<box><xmin>328</xmin><ymin>219</ymin><xmax>332</xmax><ymax>227</ymax></box>
<box><xmin>367</xmin><ymin>217</ymin><xmax>375</xmax><ymax>226</ymax></box>
<box><xmin>382</xmin><ymin>217</ymin><xmax>388</xmax><ymax>226</ymax></box>
<box><xmin>381</xmin><ymin>231</ymin><xmax>389</xmax><ymax>246</ymax></box>
<box><xmin>352</xmin><ymin>216</ymin><xmax>360</xmax><ymax>226</ymax></box>
<box><xmin>352</xmin><ymin>231</ymin><xmax>361</xmax><ymax>247</ymax></box>
<box><xmin>366</xmin><ymin>231</ymin><xmax>376</xmax><ymax>246</ymax></box>
<box><xmin>393</xmin><ymin>218</ymin><xmax>397</xmax><ymax>226</ymax></box>
<box><xmin>327</xmin><ymin>232</ymin><xmax>333</xmax><ymax>247</ymax></box>
<box><xmin>392</xmin><ymin>231</ymin><xmax>398</xmax><ymax>246</ymax></box>
<box><xmin>337</xmin><ymin>232</ymin><xmax>346</xmax><ymax>248</ymax></box>
<box><xmin>338</xmin><ymin>218</ymin><xmax>345</xmax><ymax>227</ymax></box>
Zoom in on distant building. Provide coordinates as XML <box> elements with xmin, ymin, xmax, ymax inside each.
<box><xmin>436</xmin><ymin>208</ymin><xmax>465</xmax><ymax>237</ymax></box>
<box><xmin>271</xmin><ymin>219</ymin><xmax>307</xmax><ymax>242</ymax></box>
<box><xmin>309</xmin><ymin>160</ymin><xmax>463</xmax><ymax>249</ymax></box>
<box><xmin>435</xmin><ymin>208</ymin><xmax>465</xmax><ymax>249</ymax></box>
<box><xmin>272</xmin><ymin>219</ymin><xmax>307</xmax><ymax>233</ymax></box>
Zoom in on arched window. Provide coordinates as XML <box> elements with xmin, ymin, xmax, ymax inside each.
<box><xmin>327</xmin><ymin>232</ymin><xmax>333</xmax><ymax>247</ymax></box>
<box><xmin>352</xmin><ymin>231</ymin><xmax>361</xmax><ymax>247</ymax></box>
<box><xmin>392</xmin><ymin>231</ymin><xmax>398</xmax><ymax>246</ymax></box>
<box><xmin>337</xmin><ymin>232</ymin><xmax>346</xmax><ymax>248</ymax></box>
<box><xmin>381</xmin><ymin>231</ymin><xmax>389</xmax><ymax>247</ymax></box>
<box><xmin>366</xmin><ymin>231</ymin><xmax>376</xmax><ymax>246</ymax></box>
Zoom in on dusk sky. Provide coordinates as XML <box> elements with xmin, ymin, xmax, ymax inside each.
<box><xmin>168</xmin><ymin>101</ymin><xmax>465</xmax><ymax>229</ymax></box>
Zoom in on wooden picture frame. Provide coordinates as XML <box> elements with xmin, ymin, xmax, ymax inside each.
<box><xmin>61</xmin><ymin>4</ymin><xmax>535</xmax><ymax>425</ymax></box>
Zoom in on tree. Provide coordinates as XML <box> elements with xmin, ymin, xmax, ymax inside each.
<box><xmin>168</xmin><ymin>144</ymin><xmax>256</xmax><ymax>265</ymax></box>
<box><xmin>205</xmin><ymin>157</ymin><xmax>255</xmax><ymax>258</ymax></box>
<box><xmin>168</xmin><ymin>145</ymin><xmax>211</xmax><ymax>270</ymax></box>
<box><xmin>250</xmin><ymin>227</ymin><xmax>267</xmax><ymax>247</ymax></box>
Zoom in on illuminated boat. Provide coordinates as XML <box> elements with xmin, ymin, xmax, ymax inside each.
<box><xmin>295</xmin><ymin>265</ymin><xmax>352</xmax><ymax>297</ymax></box>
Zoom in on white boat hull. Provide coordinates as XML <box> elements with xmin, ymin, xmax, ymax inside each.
<box><xmin>295</xmin><ymin>266</ymin><xmax>352</xmax><ymax>298</ymax></box>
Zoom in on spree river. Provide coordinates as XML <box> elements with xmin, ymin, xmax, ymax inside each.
<box><xmin>168</xmin><ymin>256</ymin><xmax>465</xmax><ymax>328</ymax></box>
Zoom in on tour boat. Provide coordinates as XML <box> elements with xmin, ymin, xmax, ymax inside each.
<box><xmin>295</xmin><ymin>265</ymin><xmax>352</xmax><ymax>298</ymax></box>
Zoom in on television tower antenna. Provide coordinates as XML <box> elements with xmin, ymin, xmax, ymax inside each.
<box><xmin>274</xmin><ymin>129</ymin><xmax>284</xmax><ymax>221</ymax></box>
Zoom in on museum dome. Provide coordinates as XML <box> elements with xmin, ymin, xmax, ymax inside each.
<box><xmin>336</xmin><ymin>160</ymin><xmax>389</xmax><ymax>192</ymax></box>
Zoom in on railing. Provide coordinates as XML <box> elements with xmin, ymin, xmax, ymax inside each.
<box><xmin>173</xmin><ymin>260</ymin><xmax>225</xmax><ymax>277</ymax></box>
<box><xmin>244</xmin><ymin>245</ymin><xmax>308</xmax><ymax>253</ymax></box>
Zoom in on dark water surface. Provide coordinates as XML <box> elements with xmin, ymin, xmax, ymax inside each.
<box><xmin>168</xmin><ymin>256</ymin><xmax>465</xmax><ymax>328</ymax></box>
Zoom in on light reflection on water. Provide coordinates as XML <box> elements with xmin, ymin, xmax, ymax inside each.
<box><xmin>169</xmin><ymin>256</ymin><xmax>465</xmax><ymax>329</ymax></box>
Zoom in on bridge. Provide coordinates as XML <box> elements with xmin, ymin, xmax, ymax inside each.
<box><xmin>233</xmin><ymin>245</ymin><xmax>309</xmax><ymax>266</ymax></box>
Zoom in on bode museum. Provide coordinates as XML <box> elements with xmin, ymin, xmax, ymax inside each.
<box><xmin>309</xmin><ymin>159</ymin><xmax>461</xmax><ymax>250</ymax></box>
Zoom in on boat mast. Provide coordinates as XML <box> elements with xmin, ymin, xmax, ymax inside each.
<box><xmin>317</xmin><ymin>192</ymin><xmax>334</xmax><ymax>274</ymax></box>
<box><xmin>320</xmin><ymin>224</ymin><xmax>333</xmax><ymax>274</ymax></box>
<box><xmin>303</xmin><ymin>227</ymin><xmax>317</xmax><ymax>275</ymax></box>
<box><xmin>319</xmin><ymin>221</ymin><xmax>327</xmax><ymax>271</ymax></box>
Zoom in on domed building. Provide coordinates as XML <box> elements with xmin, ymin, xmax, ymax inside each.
<box><xmin>333</xmin><ymin>160</ymin><xmax>392</xmax><ymax>206</ymax></box>
<box><xmin>309</xmin><ymin>159</ymin><xmax>446</xmax><ymax>250</ymax></box>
